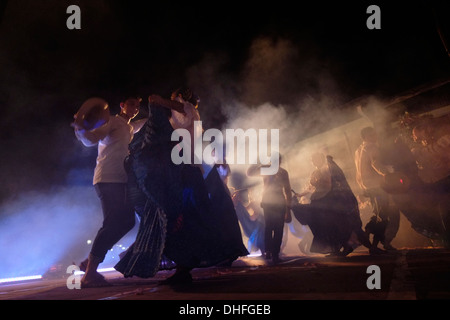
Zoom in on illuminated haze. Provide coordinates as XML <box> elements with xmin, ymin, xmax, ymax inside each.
<box><xmin>0</xmin><ymin>29</ymin><xmax>434</xmax><ymax>278</ymax></box>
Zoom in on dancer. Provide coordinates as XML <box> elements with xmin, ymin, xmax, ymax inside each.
<box><xmin>73</xmin><ymin>96</ymin><xmax>146</xmax><ymax>287</ymax></box>
<box><xmin>292</xmin><ymin>152</ymin><xmax>373</xmax><ymax>256</ymax></box>
<box><xmin>115</xmin><ymin>93</ymin><xmax>248</xmax><ymax>284</ymax></box>
<box><xmin>247</xmin><ymin>154</ymin><xmax>292</xmax><ymax>264</ymax></box>
<box><xmin>232</xmin><ymin>188</ymin><xmax>265</xmax><ymax>254</ymax></box>
<box><xmin>168</xmin><ymin>87</ymin><xmax>247</xmax><ymax>266</ymax></box>
<box><xmin>355</xmin><ymin>127</ymin><xmax>397</xmax><ymax>251</ymax></box>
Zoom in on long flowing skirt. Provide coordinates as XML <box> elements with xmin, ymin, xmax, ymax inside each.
<box><xmin>291</xmin><ymin>156</ymin><xmax>361</xmax><ymax>254</ymax></box>
<box><xmin>115</xmin><ymin>105</ymin><xmax>248</xmax><ymax>278</ymax></box>
<box><xmin>292</xmin><ymin>196</ymin><xmax>352</xmax><ymax>254</ymax></box>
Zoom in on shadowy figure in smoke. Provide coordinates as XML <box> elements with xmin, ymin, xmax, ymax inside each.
<box><xmin>247</xmin><ymin>154</ymin><xmax>292</xmax><ymax>264</ymax></box>
<box><xmin>380</xmin><ymin>114</ymin><xmax>450</xmax><ymax>247</ymax></box>
<box><xmin>292</xmin><ymin>152</ymin><xmax>372</xmax><ymax>256</ymax></box>
<box><xmin>355</xmin><ymin>127</ymin><xmax>399</xmax><ymax>252</ymax></box>
<box><xmin>231</xmin><ymin>187</ymin><xmax>265</xmax><ymax>254</ymax></box>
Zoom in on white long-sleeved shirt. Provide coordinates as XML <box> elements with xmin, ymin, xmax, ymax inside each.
<box><xmin>169</xmin><ymin>99</ymin><xmax>200</xmax><ymax>137</ymax></box>
<box><xmin>75</xmin><ymin>114</ymin><xmax>146</xmax><ymax>185</ymax></box>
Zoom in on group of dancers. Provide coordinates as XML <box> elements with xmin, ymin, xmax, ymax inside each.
<box><xmin>74</xmin><ymin>88</ymin><xmax>249</xmax><ymax>288</ymax></box>
<box><xmin>73</xmin><ymin>87</ymin><xmax>450</xmax><ymax>288</ymax></box>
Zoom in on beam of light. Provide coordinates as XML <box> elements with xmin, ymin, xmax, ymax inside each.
<box><xmin>0</xmin><ymin>275</ymin><xmax>43</xmax><ymax>284</ymax></box>
<box><xmin>74</xmin><ymin>267</ymin><xmax>117</xmax><ymax>276</ymax></box>
<box><xmin>247</xmin><ymin>251</ymin><xmax>262</xmax><ymax>258</ymax></box>
<box><xmin>0</xmin><ymin>267</ymin><xmax>118</xmax><ymax>285</ymax></box>
<box><xmin>0</xmin><ymin>186</ymin><xmax>102</xmax><ymax>281</ymax></box>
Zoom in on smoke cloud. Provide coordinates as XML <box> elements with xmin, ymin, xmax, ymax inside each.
<box><xmin>188</xmin><ymin>36</ymin><xmax>365</xmax><ymax>184</ymax></box>
<box><xmin>0</xmin><ymin>186</ymin><xmax>98</xmax><ymax>278</ymax></box>
<box><xmin>186</xmin><ymin>36</ymin><xmax>432</xmax><ymax>252</ymax></box>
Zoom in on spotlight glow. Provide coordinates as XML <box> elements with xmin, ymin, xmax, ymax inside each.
<box><xmin>0</xmin><ymin>275</ymin><xmax>43</xmax><ymax>284</ymax></box>
<box><xmin>74</xmin><ymin>267</ymin><xmax>116</xmax><ymax>276</ymax></box>
<box><xmin>0</xmin><ymin>268</ymin><xmax>117</xmax><ymax>285</ymax></box>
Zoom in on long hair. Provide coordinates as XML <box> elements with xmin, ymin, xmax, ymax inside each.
<box><xmin>172</xmin><ymin>86</ymin><xmax>200</xmax><ymax>106</ymax></box>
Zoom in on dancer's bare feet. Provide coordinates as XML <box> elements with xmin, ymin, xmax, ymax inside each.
<box><xmin>80</xmin><ymin>254</ymin><xmax>111</xmax><ymax>288</ymax></box>
<box><xmin>81</xmin><ymin>271</ymin><xmax>111</xmax><ymax>288</ymax></box>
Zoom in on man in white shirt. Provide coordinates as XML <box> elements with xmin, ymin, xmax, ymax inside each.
<box><xmin>74</xmin><ymin>96</ymin><xmax>146</xmax><ymax>287</ymax></box>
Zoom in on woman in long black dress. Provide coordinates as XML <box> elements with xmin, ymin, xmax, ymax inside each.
<box><xmin>115</xmin><ymin>94</ymin><xmax>248</xmax><ymax>283</ymax></box>
<box><xmin>292</xmin><ymin>153</ymin><xmax>371</xmax><ymax>256</ymax></box>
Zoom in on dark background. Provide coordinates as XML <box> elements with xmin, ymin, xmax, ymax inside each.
<box><xmin>0</xmin><ymin>0</ymin><xmax>449</xmax><ymax>202</ymax></box>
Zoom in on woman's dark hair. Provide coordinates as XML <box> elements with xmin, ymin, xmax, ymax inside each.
<box><xmin>172</xmin><ymin>86</ymin><xmax>200</xmax><ymax>106</ymax></box>
<box><xmin>121</xmin><ymin>95</ymin><xmax>142</xmax><ymax>103</ymax></box>
<box><xmin>360</xmin><ymin>126</ymin><xmax>376</xmax><ymax>140</ymax></box>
